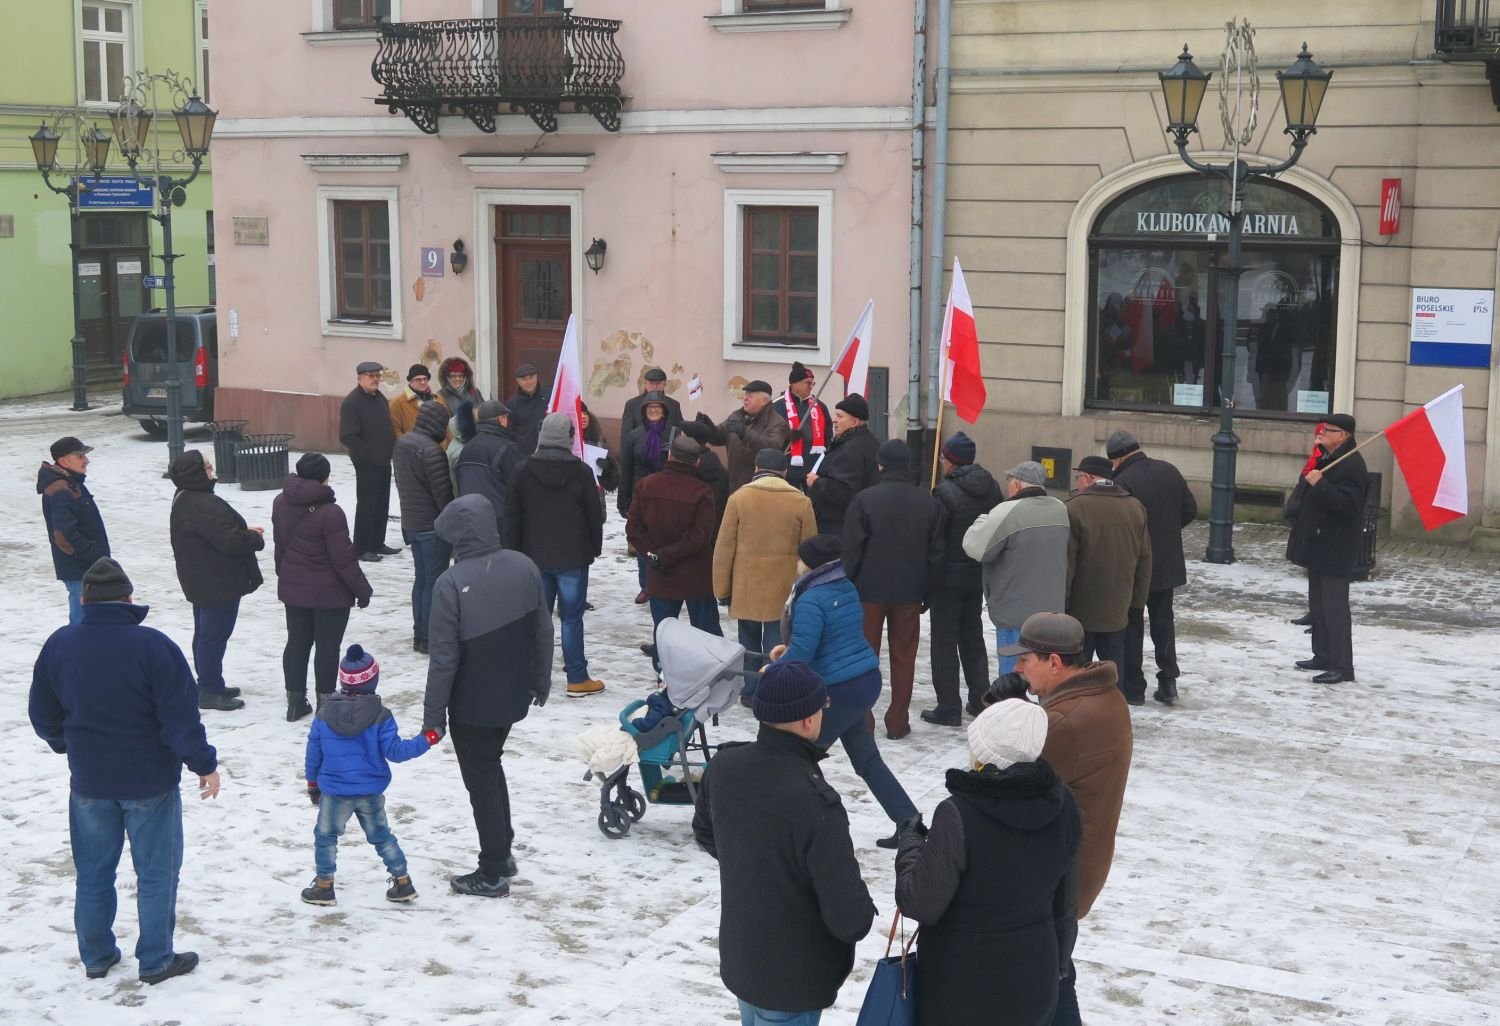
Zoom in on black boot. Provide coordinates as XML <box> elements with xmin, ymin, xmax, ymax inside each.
<box><xmin>919</xmin><ymin>708</ymin><xmax>962</xmax><ymax>727</ymax></box>
<box><xmin>1290</xmin><ymin>611</ymin><xmax>1313</xmax><ymax>626</ymax></box>
<box><xmin>386</xmin><ymin>874</ymin><xmax>417</xmax><ymax>902</ymax></box>
<box><xmin>286</xmin><ymin>693</ymin><xmax>313</xmax><ymax>722</ymax></box>
<box><xmin>300</xmin><ymin>877</ymin><xmax>336</xmax><ymax>906</ymax></box>
<box><xmin>1152</xmin><ymin>680</ymin><xmax>1179</xmax><ymax>705</ymax></box>
<box><xmin>198</xmin><ymin>691</ymin><xmax>245</xmax><ymax>712</ymax></box>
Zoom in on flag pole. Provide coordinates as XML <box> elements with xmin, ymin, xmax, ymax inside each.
<box><xmin>1317</xmin><ymin>431</ymin><xmax>1386</xmax><ymax>472</ymax></box>
<box><xmin>929</xmin><ymin>354</ymin><xmax>951</xmax><ymax>490</ymax></box>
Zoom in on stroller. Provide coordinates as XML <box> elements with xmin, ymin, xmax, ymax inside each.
<box><xmin>590</xmin><ymin>618</ymin><xmax>758</xmax><ymax>839</ymax></box>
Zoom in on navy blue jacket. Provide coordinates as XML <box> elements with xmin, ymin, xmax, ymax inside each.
<box><xmin>305</xmin><ymin>692</ymin><xmax>431</xmax><ymax>797</ymax></box>
<box><xmin>777</xmin><ymin>563</ymin><xmax>879</xmax><ymax>686</ymax></box>
<box><xmin>37</xmin><ymin>463</ymin><xmax>110</xmax><ymax>582</ymax></box>
<box><xmin>30</xmin><ymin>603</ymin><xmax>216</xmax><ymax>800</ymax></box>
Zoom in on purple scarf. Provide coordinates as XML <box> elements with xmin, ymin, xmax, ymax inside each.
<box><xmin>638</xmin><ymin>419</ymin><xmax>667</xmax><ymax>469</ymax></box>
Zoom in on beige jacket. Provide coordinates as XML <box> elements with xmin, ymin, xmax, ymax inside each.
<box><xmin>712</xmin><ymin>475</ymin><xmax>818</xmax><ymax>621</ymax></box>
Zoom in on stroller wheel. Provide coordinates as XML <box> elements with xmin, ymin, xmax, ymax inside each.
<box><xmin>623</xmin><ymin>788</ymin><xmax>647</xmax><ymax>822</ymax></box>
<box><xmin>598</xmin><ymin>804</ymin><xmax>631</xmax><ymax>839</ymax></box>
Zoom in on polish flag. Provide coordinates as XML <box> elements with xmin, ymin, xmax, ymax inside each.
<box><xmin>1384</xmin><ymin>384</ymin><xmax>1467</xmax><ymax>530</ymax></box>
<box><xmin>831</xmin><ymin>299</ymin><xmax>874</xmax><ymax>398</ymax></box>
<box><xmin>941</xmin><ymin>258</ymin><xmax>986</xmax><ymax>423</ymax></box>
<box><xmin>547</xmin><ymin>314</ymin><xmax>585</xmax><ymax>458</ymax></box>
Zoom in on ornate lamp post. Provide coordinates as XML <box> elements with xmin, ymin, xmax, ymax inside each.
<box><xmin>1159</xmin><ymin>23</ymin><xmax>1331</xmax><ymax>563</ymax></box>
<box><xmin>109</xmin><ymin>70</ymin><xmax>217</xmax><ymax>468</ymax></box>
<box><xmin>29</xmin><ymin>116</ymin><xmax>114</xmax><ymax>412</ymax></box>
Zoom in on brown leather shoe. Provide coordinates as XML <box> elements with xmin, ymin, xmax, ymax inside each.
<box><xmin>634</xmin><ymin>590</ymin><xmax>649</xmax><ymax>605</ymax></box>
<box><xmin>885</xmin><ymin>723</ymin><xmax>911</xmax><ymax>741</ymax></box>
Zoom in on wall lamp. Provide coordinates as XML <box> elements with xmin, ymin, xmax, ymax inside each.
<box><xmin>584</xmin><ymin>237</ymin><xmax>607</xmax><ymax>273</ymax></box>
<box><xmin>450</xmin><ymin>239</ymin><xmax>468</xmax><ymax>275</ymax></box>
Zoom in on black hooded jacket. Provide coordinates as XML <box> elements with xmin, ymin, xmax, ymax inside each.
<box><xmin>504</xmin><ymin>449</ymin><xmax>604</xmax><ymax>570</ymax></box>
<box><xmin>808</xmin><ymin>424</ymin><xmax>881</xmax><ymax>535</ymax></box>
<box><xmin>455</xmin><ymin>420</ymin><xmax>525</xmax><ymax>530</ymax></box>
<box><xmin>393</xmin><ymin>400</ymin><xmax>455</xmax><ymax>532</ymax></box>
<box><xmin>168</xmin><ymin>451</ymin><xmax>265</xmax><ymax>606</ymax></box>
<box><xmin>932</xmin><ymin>463</ymin><xmax>1004</xmax><ymax>593</ymax></box>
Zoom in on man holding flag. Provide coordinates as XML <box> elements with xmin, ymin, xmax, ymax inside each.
<box><xmin>774</xmin><ymin>362</ymin><xmax>832</xmax><ymax>493</ymax></box>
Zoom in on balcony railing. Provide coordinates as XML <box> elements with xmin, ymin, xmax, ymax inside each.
<box><xmin>1436</xmin><ymin>0</ymin><xmax>1500</xmax><ymax>53</ymax></box>
<box><xmin>372</xmin><ymin>15</ymin><xmax>625</xmax><ymax>134</ymax></box>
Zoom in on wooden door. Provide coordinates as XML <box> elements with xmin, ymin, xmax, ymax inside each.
<box><xmin>496</xmin><ymin>206</ymin><xmax>571</xmax><ymax>390</ymax></box>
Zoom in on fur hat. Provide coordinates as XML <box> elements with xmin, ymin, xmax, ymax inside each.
<box><xmin>752</xmin><ymin>661</ymin><xmax>828</xmax><ymax>724</ymax></box>
<box><xmin>296</xmin><ymin>452</ymin><xmax>331</xmax><ymax>481</ymax></box>
<box><xmin>968</xmin><ymin>699</ymin><xmax>1048</xmax><ymax>769</ymax></box>
<box><xmin>537</xmin><ymin>412</ymin><xmax>575</xmax><ymax>451</ymax></box>
<box><xmin>941</xmin><ymin>432</ymin><xmax>976</xmax><ymax>466</ymax></box>
<box><xmin>337</xmin><ymin>644</ymin><xmax>380</xmax><ymax>694</ymax></box>
<box><xmin>834</xmin><ymin>395</ymin><xmax>869</xmax><ymax>421</ymax></box>
<box><xmin>82</xmin><ymin>557</ymin><xmax>132</xmax><ymax>603</ymax></box>
<box><xmin>798</xmin><ymin>534</ymin><xmax>841</xmax><ymax>570</ymax></box>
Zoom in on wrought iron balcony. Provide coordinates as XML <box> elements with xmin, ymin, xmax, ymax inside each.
<box><xmin>373</xmin><ymin>15</ymin><xmax>625</xmax><ymax>134</ymax></box>
<box><xmin>1434</xmin><ymin>0</ymin><xmax>1500</xmax><ymax>106</ymax></box>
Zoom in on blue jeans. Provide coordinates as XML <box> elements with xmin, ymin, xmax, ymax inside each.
<box><xmin>314</xmin><ymin>793</ymin><xmax>408</xmax><ymax>879</ymax></box>
<box><xmin>738</xmin><ymin>1000</ymin><xmax>821</xmax><ymax>1025</ymax></box>
<box><xmin>65</xmin><ymin>579</ymin><xmax>83</xmax><ymax>624</ymax></box>
<box><xmin>542</xmin><ymin>566</ymin><xmax>591</xmax><ymax>684</ymax></box>
<box><xmin>69</xmin><ymin>788</ymin><xmax>183</xmax><ymax>977</ymax></box>
<box><xmin>996</xmin><ymin>627</ymin><xmax>1022</xmax><ymax>676</ymax></box>
<box><xmin>403</xmin><ymin>529</ymin><xmax>452</xmax><ymax>641</ymax></box>
<box><xmin>192</xmin><ymin>598</ymin><xmax>240</xmax><ymax>693</ymax></box>
<box><xmin>816</xmin><ymin>668</ymin><xmax>918</xmax><ymax>824</ymax></box>
<box><xmin>737</xmin><ymin>617</ymin><xmax>782</xmax><ymax>676</ymax></box>
<box><xmin>636</xmin><ymin>553</ymin><xmax>648</xmax><ymax>591</ymax></box>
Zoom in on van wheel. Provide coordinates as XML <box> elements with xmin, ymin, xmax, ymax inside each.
<box><xmin>139</xmin><ymin>418</ymin><xmax>168</xmax><ymax>439</ymax></box>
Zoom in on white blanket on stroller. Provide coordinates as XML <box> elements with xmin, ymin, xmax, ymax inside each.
<box><xmin>572</xmin><ymin>724</ymin><xmax>639</xmax><ymax>777</ymax></box>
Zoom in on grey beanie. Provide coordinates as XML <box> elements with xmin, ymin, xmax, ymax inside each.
<box><xmin>82</xmin><ymin>557</ymin><xmax>133</xmax><ymax>603</ymax></box>
<box><xmin>537</xmin><ymin>412</ymin><xmax>574</xmax><ymax>451</ymax></box>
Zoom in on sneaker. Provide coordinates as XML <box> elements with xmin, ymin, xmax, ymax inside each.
<box><xmin>567</xmin><ymin>679</ymin><xmax>606</xmax><ymax>698</ymax></box>
<box><xmin>300</xmin><ymin>877</ymin><xmax>336</xmax><ymax>906</ymax></box>
<box><xmin>198</xmin><ymin>691</ymin><xmax>245</xmax><ymax>712</ymax></box>
<box><xmin>451</xmin><ymin>870</ymin><xmax>509</xmax><ymax>898</ymax></box>
<box><xmin>140</xmin><ymin>952</ymin><xmax>198</xmax><ymax>985</ymax></box>
<box><xmin>286</xmin><ymin>694</ymin><xmax>313</xmax><ymax>722</ymax></box>
<box><xmin>386</xmin><ymin>874</ymin><xmax>417</xmax><ymax>902</ymax></box>
<box><xmin>86</xmin><ymin>950</ymin><xmax>121</xmax><ymax>980</ymax></box>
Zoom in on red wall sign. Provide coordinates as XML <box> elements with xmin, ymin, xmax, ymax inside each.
<box><xmin>1380</xmin><ymin>178</ymin><xmax>1402</xmax><ymax>236</ymax></box>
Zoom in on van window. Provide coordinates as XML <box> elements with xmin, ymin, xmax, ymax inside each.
<box><xmin>131</xmin><ymin>319</ymin><xmax>200</xmax><ymax>363</ymax></box>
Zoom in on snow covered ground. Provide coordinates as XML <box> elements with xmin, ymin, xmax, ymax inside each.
<box><xmin>5</xmin><ymin>395</ymin><xmax>1500</xmax><ymax>1026</ymax></box>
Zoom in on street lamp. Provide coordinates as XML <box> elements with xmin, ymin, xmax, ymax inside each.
<box><xmin>111</xmin><ymin>71</ymin><xmax>217</xmax><ymax>469</ymax></box>
<box><xmin>30</xmin><ymin>115</ymin><xmax>114</xmax><ymax>412</ymax></box>
<box><xmin>1158</xmin><ymin>24</ymin><xmax>1331</xmax><ymax>564</ymax></box>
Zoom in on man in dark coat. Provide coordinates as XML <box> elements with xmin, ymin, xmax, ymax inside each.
<box><xmin>30</xmin><ymin>557</ymin><xmax>220</xmax><ymax>986</ymax></box>
<box><xmin>843</xmin><ymin>438</ymin><xmax>944</xmax><ymax>739</ymax></box>
<box><xmin>38</xmin><ymin>435</ymin><xmax>110</xmax><ymax>624</ymax></box>
<box><xmin>338</xmin><ymin>361</ymin><xmax>399</xmax><ymax>561</ymax></box>
<box><xmin>393</xmin><ymin>400</ymin><xmax>454</xmax><ymax>652</ymax></box>
<box><xmin>1107</xmin><ymin>430</ymin><xmax>1198</xmax><ymax>705</ymax></box>
<box><xmin>773</xmin><ymin>361</ymin><xmax>833</xmax><ymax>492</ymax></box>
<box><xmin>697</xmin><ymin>379</ymin><xmax>791</xmax><ymax>492</ymax></box>
<box><xmin>619</xmin><ymin>365</ymin><xmax>683</xmax><ymax>439</ymax></box>
<box><xmin>1288</xmin><ymin>413</ymin><xmax>1368</xmax><ymax>684</ymax></box>
<box><xmin>692</xmin><ymin>661</ymin><xmax>875</xmax><ymax>1023</ymax></box>
<box><xmin>923</xmin><ymin>432</ymin><xmax>1003</xmax><ymax>727</ymax></box>
<box><xmin>677</xmin><ymin>419</ymin><xmax>731</xmax><ymax>532</ymax></box>
<box><xmin>505</xmin><ymin>413</ymin><xmax>606</xmax><ymax>699</ymax></box>
<box><xmin>424</xmin><ymin>495</ymin><xmax>553</xmax><ymax>898</ymax></box>
<box><xmin>805</xmin><ymin>394</ymin><xmax>880</xmax><ymax>535</ymax></box>
<box><xmin>455</xmin><ymin>399</ymin><xmax>524</xmax><ymax>533</ymax></box>
<box><xmin>506</xmin><ymin>363</ymin><xmax>551</xmax><ymax>455</ymax></box>
<box><xmin>168</xmin><ymin>450</ymin><xmax>265</xmax><ymax>712</ymax></box>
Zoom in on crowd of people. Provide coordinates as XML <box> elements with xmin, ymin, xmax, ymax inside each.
<box><xmin>29</xmin><ymin>361</ymin><xmax>1368</xmax><ymax>1020</ymax></box>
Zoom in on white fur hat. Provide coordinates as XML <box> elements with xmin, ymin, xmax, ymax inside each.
<box><xmin>967</xmin><ymin>698</ymin><xmax>1048</xmax><ymax>769</ymax></box>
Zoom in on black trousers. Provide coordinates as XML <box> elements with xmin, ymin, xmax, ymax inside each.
<box><xmin>1083</xmin><ymin>628</ymin><xmax>1128</xmax><ymax>695</ymax></box>
<box><xmin>1124</xmin><ymin>588</ymin><xmax>1180</xmax><ymax>696</ymax></box>
<box><xmin>450</xmin><ymin>723</ymin><xmax>514</xmax><ymax>880</ymax></box>
<box><xmin>352</xmin><ymin>460</ymin><xmax>391</xmax><ymax>554</ymax></box>
<box><xmin>929</xmin><ymin>588</ymin><xmax>990</xmax><ymax>713</ymax></box>
<box><xmin>1309</xmin><ymin>571</ymin><xmax>1354</xmax><ymax>677</ymax></box>
<box><xmin>283</xmin><ymin>605</ymin><xmax>351</xmax><ymax>697</ymax></box>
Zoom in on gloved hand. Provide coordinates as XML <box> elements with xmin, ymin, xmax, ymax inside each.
<box><xmin>422</xmin><ymin>729</ymin><xmax>442</xmax><ymax>746</ymax></box>
<box><xmin>896</xmin><ymin>814</ymin><xmax>927</xmax><ymax>839</ymax></box>
<box><xmin>424</xmin><ymin>718</ymin><xmax>446</xmax><ymax>741</ymax></box>
<box><xmin>984</xmin><ymin>671</ymin><xmax>1030</xmax><ymax>706</ymax></box>
<box><xmin>307</xmin><ymin>782</ymin><xmax>322</xmax><ymax>806</ymax></box>
<box><xmin>647</xmin><ymin>552</ymin><xmax>663</xmax><ymax>571</ymax></box>
<box><xmin>356</xmin><ymin>595</ymin><xmax>371</xmax><ymax>609</ymax></box>
<box><xmin>724</xmin><ymin>415</ymin><xmax>746</xmax><ymax>438</ymax></box>
<box><xmin>531</xmin><ymin>690</ymin><xmax>548</xmax><ymax>708</ymax></box>
<box><xmin>695</xmin><ymin>411</ymin><xmax>715</xmax><ymax>427</ymax></box>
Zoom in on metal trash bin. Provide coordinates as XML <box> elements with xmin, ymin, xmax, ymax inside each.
<box><xmin>236</xmin><ymin>432</ymin><xmax>294</xmax><ymax>491</ymax></box>
<box><xmin>208</xmin><ymin>420</ymin><xmax>248</xmax><ymax>484</ymax></box>
<box><xmin>1353</xmin><ymin>471</ymin><xmax>1382</xmax><ymax>581</ymax></box>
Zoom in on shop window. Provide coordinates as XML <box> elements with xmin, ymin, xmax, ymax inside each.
<box><xmin>1087</xmin><ymin>175</ymin><xmax>1340</xmax><ymax>419</ymax></box>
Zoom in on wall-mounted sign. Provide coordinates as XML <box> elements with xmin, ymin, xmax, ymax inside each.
<box><xmin>77</xmin><ymin>261</ymin><xmax>101</xmax><ymax>277</ymax></box>
<box><xmin>1379</xmin><ymin>179</ymin><xmax>1401</xmax><ymax>236</ymax></box>
<box><xmin>232</xmin><ymin>216</ymin><xmax>269</xmax><ymax>246</ymax></box>
<box><xmin>1131</xmin><ymin>211</ymin><xmax>1305</xmax><ymax>236</ymax></box>
<box><xmin>76</xmin><ymin>176</ymin><xmax>154</xmax><ymax>210</ymax></box>
<box><xmin>116</xmin><ymin>260</ymin><xmax>142</xmax><ymax>276</ymax></box>
<box><xmin>1172</xmin><ymin>383</ymin><xmax>1204</xmax><ymax>406</ymax></box>
<box><xmin>420</xmin><ymin>247</ymin><xmax>444</xmax><ymax>277</ymax></box>
<box><xmin>1030</xmin><ymin>446</ymin><xmax>1072</xmax><ymax>488</ymax></box>
<box><xmin>1409</xmin><ymin>287</ymin><xmax>1494</xmax><ymax>368</ymax></box>
<box><xmin>1296</xmin><ymin>390</ymin><xmax>1330</xmax><ymax>414</ymax></box>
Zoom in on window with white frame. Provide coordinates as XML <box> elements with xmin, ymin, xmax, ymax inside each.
<box><xmin>80</xmin><ymin>1</ymin><xmax>133</xmax><ymax>104</ymax></box>
<box><xmin>317</xmin><ymin>187</ymin><xmax>403</xmax><ymax>338</ymax></box>
<box><xmin>742</xmin><ymin>0</ymin><xmax>829</xmax><ymax>10</ymax></box>
<box><xmin>195</xmin><ymin>1</ymin><xmax>210</xmax><ymax>103</ymax></box>
<box><xmin>708</xmin><ymin>0</ymin><xmax>849</xmax><ymax>33</ymax></box>
<box><xmin>723</xmin><ymin>189</ymin><xmax>832</xmax><ymax>361</ymax></box>
<box><xmin>310</xmin><ymin>0</ymin><xmax>398</xmax><ymax>33</ymax></box>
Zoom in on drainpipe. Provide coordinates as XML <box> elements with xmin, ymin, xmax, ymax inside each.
<box><xmin>923</xmin><ymin>0</ymin><xmax>953</xmax><ymax>432</ymax></box>
<box><xmin>905</xmin><ymin>0</ymin><xmax>927</xmax><ymax>443</ymax></box>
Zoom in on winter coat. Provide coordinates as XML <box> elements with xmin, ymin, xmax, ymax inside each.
<box><xmin>1112</xmin><ymin>451</ymin><xmax>1196</xmax><ymax>592</ymax></box>
<box><xmin>1039</xmin><ymin>662</ymin><xmax>1133</xmax><ymax>917</ymax></box>
<box><xmin>692</xmin><ymin>724</ymin><xmax>876</xmax><ymax>1014</ymax></box>
<box><xmin>896</xmin><ymin>762</ymin><xmax>1082</xmax><ymax>1026</ymax></box>
<box><xmin>618</xmin><ymin>420</ymin><xmax>670</xmax><ymax>518</ymax></box>
<box><xmin>620</xmin><ymin>389</ymin><xmax>683</xmax><ymax>440</ymax></box>
<box><xmin>963</xmin><ymin>487</ymin><xmax>1070</xmax><ymax>631</ymax></box>
<box><xmin>305</xmin><ymin>693</ymin><xmax>431</xmax><ymax>798</ymax></box>
<box><xmin>1064</xmin><ymin>482</ymin><xmax>1152</xmax><ymax>632</ymax></box>
<box><xmin>713</xmin><ymin>475</ymin><xmax>818</xmax><ymax>621</ymax></box>
<box><xmin>36</xmin><ymin>463</ymin><xmax>110</xmax><ymax>582</ymax></box>
<box><xmin>772</xmin><ymin>392</ymin><xmax>833</xmax><ymax>488</ymax></box>
<box><xmin>1286</xmin><ymin>437</ymin><xmax>1369</xmax><ymax>578</ymax></box>
<box><xmin>506</xmin><ymin>386</ymin><xmax>551</xmax><ymax>455</ymax></box>
<box><xmin>808</xmin><ymin>424</ymin><xmax>881</xmax><ymax>535</ymax></box>
<box><xmin>626</xmin><ymin>462</ymin><xmax>717</xmax><ymax>601</ymax></box>
<box><xmin>339</xmin><ymin>386</ymin><xmax>396</xmax><ymax>466</ymax></box>
<box><xmin>777</xmin><ymin>563</ymin><xmax>879</xmax><ymax>686</ymax></box>
<box><xmin>30</xmin><ymin>602</ymin><xmax>217</xmax><ymax>801</ymax></box>
<box><xmin>437</xmin><ymin>356</ymin><xmax>484</xmax><ymax>410</ymax></box>
<box><xmin>392</xmin><ymin>401</ymin><xmax>455</xmax><ymax>533</ymax></box>
<box><xmin>697</xmin><ymin>448</ymin><xmax>731</xmax><ymax>534</ymax></box>
<box><xmin>699</xmin><ymin>405</ymin><xmax>792</xmax><ymax>492</ymax></box>
<box><xmin>424</xmin><ymin>495</ymin><xmax>553</xmax><ymax>733</ymax></box>
<box><xmin>168</xmin><ymin>453</ymin><xmax>264</xmax><ymax>606</ymax></box>
<box><xmin>932</xmin><ymin>463</ymin><xmax>1004</xmax><ymax>593</ymax></box>
<box><xmin>843</xmin><ymin>467</ymin><xmax>945</xmax><ymax>605</ymax></box>
<box><xmin>504</xmin><ymin>449</ymin><xmax>604</xmax><ymax>570</ymax></box>
<box><xmin>271</xmin><ymin>474</ymin><xmax>372</xmax><ymax>609</ymax></box>
<box><xmin>455</xmin><ymin>421</ymin><xmax>526</xmax><ymax>531</ymax></box>
<box><xmin>389</xmin><ymin>387</ymin><xmax>448</xmax><ymax>439</ymax></box>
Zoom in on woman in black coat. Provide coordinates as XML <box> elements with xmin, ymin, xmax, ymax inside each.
<box><xmin>895</xmin><ymin>699</ymin><xmax>1081</xmax><ymax>1026</ymax></box>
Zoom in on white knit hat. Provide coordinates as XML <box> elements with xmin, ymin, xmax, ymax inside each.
<box><xmin>967</xmin><ymin>699</ymin><xmax>1048</xmax><ymax>769</ymax></box>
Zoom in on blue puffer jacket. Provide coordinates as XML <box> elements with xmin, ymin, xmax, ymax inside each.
<box><xmin>777</xmin><ymin>564</ymin><xmax>878</xmax><ymax>686</ymax></box>
<box><xmin>305</xmin><ymin>693</ymin><xmax>431</xmax><ymax>797</ymax></box>
<box><xmin>37</xmin><ymin>463</ymin><xmax>110</xmax><ymax>582</ymax></box>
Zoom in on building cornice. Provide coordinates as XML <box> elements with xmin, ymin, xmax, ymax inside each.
<box><xmin>711</xmin><ymin>151</ymin><xmax>847</xmax><ymax>174</ymax></box>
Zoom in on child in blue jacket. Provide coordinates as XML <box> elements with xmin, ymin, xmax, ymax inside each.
<box><xmin>302</xmin><ymin>645</ymin><xmax>437</xmax><ymax>906</ymax></box>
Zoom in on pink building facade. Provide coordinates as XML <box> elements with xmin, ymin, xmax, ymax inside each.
<box><xmin>209</xmin><ymin>1</ymin><xmax>918</xmax><ymax>449</ymax></box>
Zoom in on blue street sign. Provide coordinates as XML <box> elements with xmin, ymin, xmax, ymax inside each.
<box><xmin>75</xmin><ymin>176</ymin><xmax>155</xmax><ymax>210</ymax></box>
<box><xmin>143</xmin><ymin>275</ymin><xmax>173</xmax><ymax>289</ymax></box>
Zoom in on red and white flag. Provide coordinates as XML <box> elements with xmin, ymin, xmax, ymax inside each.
<box><xmin>831</xmin><ymin>299</ymin><xmax>874</xmax><ymax>398</ymax></box>
<box><xmin>547</xmin><ymin>314</ymin><xmax>585</xmax><ymax>458</ymax></box>
<box><xmin>1384</xmin><ymin>383</ymin><xmax>1467</xmax><ymax>530</ymax></box>
<box><xmin>941</xmin><ymin>258</ymin><xmax>986</xmax><ymax>423</ymax></box>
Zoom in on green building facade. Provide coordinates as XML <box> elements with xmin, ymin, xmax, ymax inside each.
<box><xmin>0</xmin><ymin>1</ymin><xmax>212</xmax><ymax>400</ymax></box>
